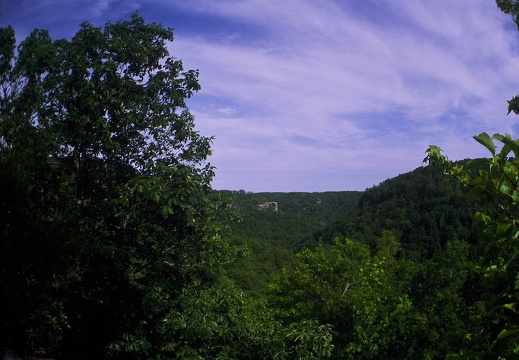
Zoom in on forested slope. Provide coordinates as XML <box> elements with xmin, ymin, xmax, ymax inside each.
<box><xmin>212</xmin><ymin>165</ymin><xmax>500</xmax><ymax>358</ymax></box>
<box><xmin>220</xmin><ymin>165</ymin><xmax>480</xmax><ymax>302</ymax></box>
<box><xmin>262</xmin><ymin>166</ymin><xmax>495</xmax><ymax>358</ymax></box>
<box><xmin>304</xmin><ymin>165</ymin><xmax>477</xmax><ymax>260</ymax></box>
<box><xmin>220</xmin><ymin>190</ymin><xmax>362</xmax><ymax>247</ymax></box>
<box><xmin>218</xmin><ymin>191</ymin><xmax>362</xmax><ymax>293</ymax></box>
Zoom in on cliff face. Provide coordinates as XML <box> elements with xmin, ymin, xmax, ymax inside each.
<box><xmin>258</xmin><ymin>201</ymin><xmax>278</xmax><ymax>211</ymax></box>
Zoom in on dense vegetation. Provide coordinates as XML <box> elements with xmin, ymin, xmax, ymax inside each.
<box><xmin>0</xmin><ymin>15</ymin><xmax>335</xmax><ymax>359</ymax></box>
<box><xmin>219</xmin><ymin>191</ymin><xmax>362</xmax><ymax>293</ymax></box>
<box><xmin>3</xmin><ymin>1</ymin><xmax>519</xmax><ymax>358</ymax></box>
<box><xmin>307</xmin><ymin>165</ymin><xmax>477</xmax><ymax>260</ymax></box>
<box><xmin>221</xmin><ymin>190</ymin><xmax>362</xmax><ymax>248</ymax></box>
<box><xmin>183</xmin><ymin>162</ymin><xmax>498</xmax><ymax>358</ymax></box>
<box><xmin>264</xmin><ymin>166</ymin><xmax>492</xmax><ymax>358</ymax></box>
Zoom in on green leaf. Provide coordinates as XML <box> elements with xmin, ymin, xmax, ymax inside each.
<box><xmin>496</xmin><ymin>133</ymin><xmax>519</xmax><ymax>159</ymax></box>
<box><xmin>503</xmin><ymin>302</ymin><xmax>518</xmax><ymax>313</ymax></box>
<box><xmin>507</xmin><ymin>95</ymin><xmax>519</xmax><ymax>115</ymax></box>
<box><xmin>474</xmin><ymin>132</ymin><xmax>496</xmax><ymax>156</ymax></box>
<box><xmin>497</xmin><ymin>327</ymin><xmax>519</xmax><ymax>341</ymax></box>
<box><xmin>466</xmin><ymin>157</ymin><xmax>491</xmax><ymax>170</ymax></box>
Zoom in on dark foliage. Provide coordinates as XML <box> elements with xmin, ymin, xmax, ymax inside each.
<box><xmin>218</xmin><ymin>191</ymin><xmax>362</xmax><ymax>294</ymax></box>
<box><xmin>306</xmin><ymin>165</ymin><xmax>477</xmax><ymax>261</ymax></box>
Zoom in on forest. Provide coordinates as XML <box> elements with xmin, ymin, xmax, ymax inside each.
<box><xmin>3</xmin><ymin>2</ymin><xmax>519</xmax><ymax>359</ymax></box>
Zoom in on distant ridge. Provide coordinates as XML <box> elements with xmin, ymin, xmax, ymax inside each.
<box><xmin>219</xmin><ymin>190</ymin><xmax>362</xmax><ymax>246</ymax></box>
<box><xmin>302</xmin><ymin>165</ymin><xmax>477</xmax><ymax>260</ymax></box>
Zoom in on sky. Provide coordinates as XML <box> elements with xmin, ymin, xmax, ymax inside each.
<box><xmin>2</xmin><ymin>0</ymin><xmax>519</xmax><ymax>192</ymax></box>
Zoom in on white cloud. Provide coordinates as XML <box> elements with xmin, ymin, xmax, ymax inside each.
<box><xmin>168</xmin><ymin>0</ymin><xmax>519</xmax><ymax>190</ymax></box>
<box><xmin>7</xmin><ymin>0</ymin><xmax>519</xmax><ymax>190</ymax></box>
<box><xmin>173</xmin><ymin>1</ymin><xmax>519</xmax><ymax>190</ymax></box>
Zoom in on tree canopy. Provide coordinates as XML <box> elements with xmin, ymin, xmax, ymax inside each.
<box><xmin>0</xmin><ymin>14</ymin><xmax>233</xmax><ymax>358</ymax></box>
<box><xmin>0</xmin><ymin>13</ymin><xmax>341</xmax><ymax>360</ymax></box>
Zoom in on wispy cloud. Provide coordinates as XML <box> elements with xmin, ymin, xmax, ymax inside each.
<box><xmin>165</xmin><ymin>0</ymin><xmax>519</xmax><ymax>190</ymax></box>
<box><xmin>4</xmin><ymin>0</ymin><xmax>519</xmax><ymax>190</ymax></box>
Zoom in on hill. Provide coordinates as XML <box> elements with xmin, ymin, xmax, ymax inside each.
<box><xmin>302</xmin><ymin>165</ymin><xmax>477</xmax><ymax>261</ymax></box>
<box><xmin>218</xmin><ymin>190</ymin><xmax>363</xmax><ymax>293</ymax></box>
<box><xmin>220</xmin><ymin>190</ymin><xmax>363</xmax><ymax>247</ymax></box>
<box><xmin>221</xmin><ymin>165</ymin><xmax>479</xmax><ymax>292</ymax></box>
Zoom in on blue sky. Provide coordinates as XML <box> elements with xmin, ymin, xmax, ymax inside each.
<box><xmin>2</xmin><ymin>0</ymin><xmax>519</xmax><ymax>192</ymax></box>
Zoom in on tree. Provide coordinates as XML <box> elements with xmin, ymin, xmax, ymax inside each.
<box><xmin>0</xmin><ymin>14</ymin><xmax>232</xmax><ymax>358</ymax></box>
<box><xmin>268</xmin><ymin>233</ymin><xmax>422</xmax><ymax>359</ymax></box>
<box><xmin>425</xmin><ymin>133</ymin><xmax>519</xmax><ymax>357</ymax></box>
<box><xmin>1</xmin><ymin>14</ymin><xmax>337</xmax><ymax>360</ymax></box>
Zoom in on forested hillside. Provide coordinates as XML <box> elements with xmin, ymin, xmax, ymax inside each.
<box><xmin>217</xmin><ymin>166</ymin><xmax>493</xmax><ymax>358</ymax></box>
<box><xmin>305</xmin><ymin>165</ymin><xmax>477</xmax><ymax>260</ymax></box>
<box><xmin>221</xmin><ymin>190</ymin><xmax>362</xmax><ymax>246</ymax></box>
<box><xmin>221</xmin><ymin>165</ymin><xmax>477</xmax><ymax>295</ymax></box>
<box><xmin>218</xmin><ymin>191</ymin><xmax>362</xmax><ymax>293</ymax></box>
<box><xmin>260</xmin><ymin>166</ymin><xmax>493</xmax><ymax>358</ymax></box>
